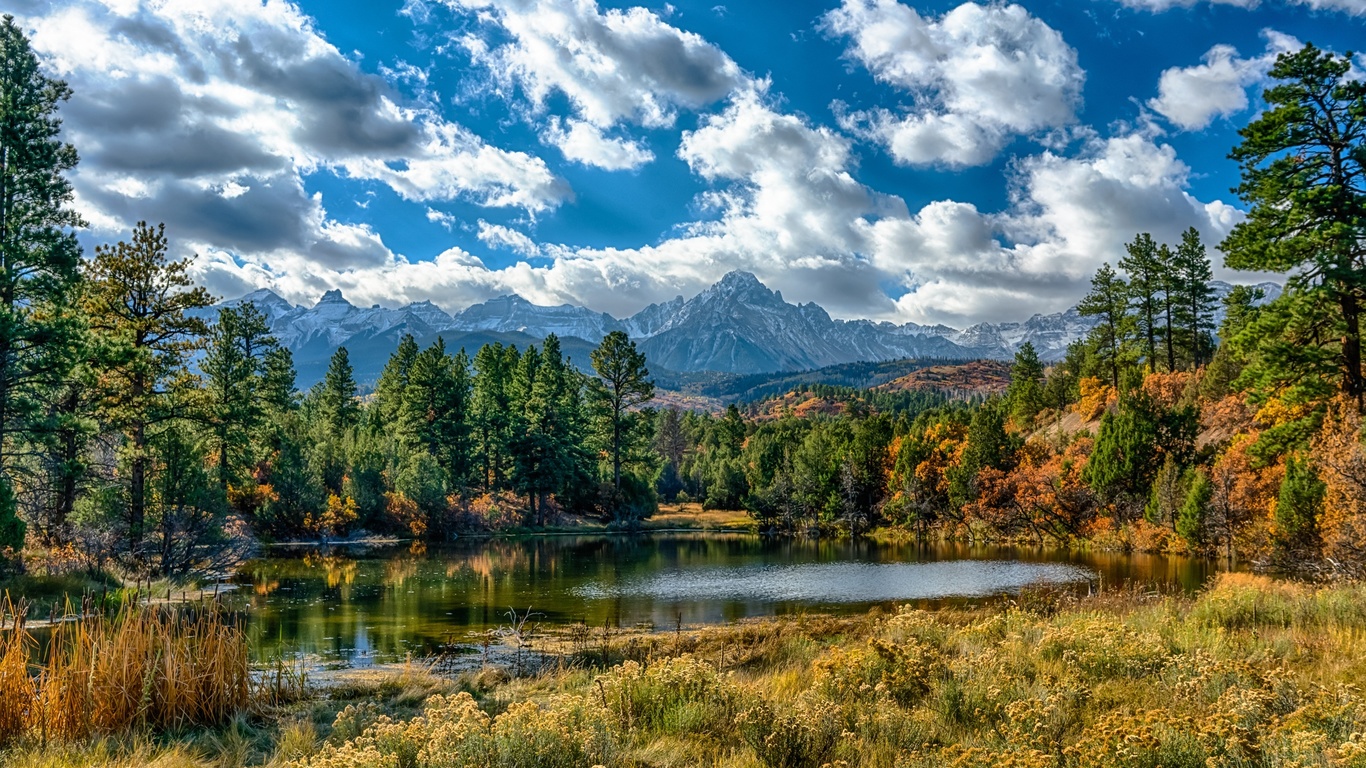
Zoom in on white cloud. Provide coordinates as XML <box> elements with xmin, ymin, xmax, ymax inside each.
<box><xmin>823</xmin><ymin>0</ymin><xmax>1083</xmax><ymax>167</ymax></box>
<box><xmin>1148</xmin><ymin>31</ymin><xmax>1300</xmax><ymax>130</ymax></box>
<box><xmin>476</xmin><ymin>220</ymin><xmax>542</xmax><ymax>256</ymax></box>
<box><xmin>446</xmin><ymin>0</ymin><xmax>746</xmax><ymax>129</ymax></box>
<box><xmin>864</xmin><ymin>131</ymin><xmax>1244</xmax><ymax>324</ymax></box>
<box><xmin>17</xmin><ymin>0</ymin><xmax>569</xmax><ymax>277</ymax></box>
<box><xmin>426</xmin><ymin>208</ymin><xmax>458</xmax><ymax>229</ymax></box>
<box><xmin>544</xmin><ymin>117</ymin><xmax>655</xmax><ymax>170</ymax></box>
<box><xmin>160</xmin><ymin>80</ymin><xmax>1245</xmax><ymax>328</ymax></box>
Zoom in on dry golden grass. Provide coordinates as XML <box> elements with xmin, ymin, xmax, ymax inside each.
<box><xmin>646</xmin><ymin>503</ymin><xmax>754</xmax><ymax>532</ymax></box>
<box><xmin>0</xmin><ymin>600</ymin><xmax>250</xmax><ymax>744</ymax></box>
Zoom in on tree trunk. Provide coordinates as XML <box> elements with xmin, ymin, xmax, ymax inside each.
<box><xmin>1340</xmin><ymin>286</ymin><xmax>1364</xmax><ymax>413</ymax></box>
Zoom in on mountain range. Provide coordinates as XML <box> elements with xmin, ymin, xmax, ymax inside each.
<box><xmin>206</xmin><ymin>271</ymin><xmax>1282</xmax><ymax>386</ymax></box>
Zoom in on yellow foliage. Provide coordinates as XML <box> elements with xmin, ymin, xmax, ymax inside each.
<box><xmin>1075</xmin><ymin>376</ymin><xmax>1115</xmax><ymax>421</ymax></box>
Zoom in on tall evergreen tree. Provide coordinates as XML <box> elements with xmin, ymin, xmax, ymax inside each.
<box><xmin>0</xmin><ymin>16</ymin><xmax>85</xmax><ymax>557</ymax></box>
<box><xmin>472</xmin><ymin>343</ymin><xmax>517</xmax><ymax>491</ymax></box>
<box><xmin>373</xmin><ymin>333</ymin><xmax>419</xmax><ymax>427</ymax></box>
<box><xmin>84</xmin><ymin>222</ymin><xmax>212</xmax><ymax>560</ymax></box>
<box><xmin>318</xmin><ymin>347</ymin><xmax>359</xmax><ymax>433</ymax></box>
<box><xmin>1077</xmin><ymin>263</ymin><xmax>1133</xmax><ymax>390</ymax></box>
<box><xmin>1006</xmin><ymin>342</ymin><xmax>1045</xmax><ymax>426</ymax></box>
<box><xmin>260</xmin><ymin>347</ymin><xmax>299</xmax><ymax>415</ymax></box>
<box><xmin>403</xmin><ymin>338</ymin><xmax>472</xmax><ymax>488</ymax></box>
<box><xmin>1157</xmin><ymin>244</ymin><xmax>1179</xmax><ymax>372</ymax></box>
<box><xmin>202</xmin><ymin>303</ymin><xmax>276</xmax><ymax>490</ymax></box>
<box><xmin>1172</xmin><ymin>227</ymin><xmax>1217</xmax><ymax>368</ymax></box>
<box><xmin>1274</xmin><ymin>453</ymin><xmax>1325</xmax><ymax>560</ymax></box>
<box><xmin>1222</xmin><ymin>44</ymin><xmax>1366</xmax><ymax>411</ymax></box>
<box><xmin>1177</xmin><ymin>469</ymin><xmax>1211</xmax><ymax>550</ymax></box>
<box><xmin>1119</xmin><ymin>233</ymin><xmax>1163</xmax><ymax>371</ymax></box>
<box><xmin>589</xmin><ymin>331</ymin><xmax>654</xmax><ymax>494</ymax></box>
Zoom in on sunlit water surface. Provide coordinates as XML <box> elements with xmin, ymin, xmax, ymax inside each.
<box><xmin>228</xmin><ymin>533</ymin><xmax>1228</xmax><ymax>667</ymax></box>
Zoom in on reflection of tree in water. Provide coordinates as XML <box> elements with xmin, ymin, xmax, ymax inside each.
<box><xmin>302</xmin><ymin>551</ymin><xmax>359</xmax><ymax>590</ymax></box>
<box><xmin>384</xmin><ymin>555</ymin><xmax>420</xmax><ymax>587</ymax></box>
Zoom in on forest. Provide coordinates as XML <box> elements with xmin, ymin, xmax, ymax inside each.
<box><xmin>0</xmin><ymin>13</ymin><xmax>1363</xmax><ymax>584</ymax></box>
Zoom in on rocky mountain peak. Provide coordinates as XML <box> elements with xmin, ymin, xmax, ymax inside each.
<box><xmin>318</xmin><ymin>289</ymin><xmax>349</xmax><ymax>306</ymax></box>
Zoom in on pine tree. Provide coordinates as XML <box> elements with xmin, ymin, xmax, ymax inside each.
<box><xmin>1275</xmin><ymin>453</ymin><xmax>1325</xmax><ymax>560</ymax></box>
<box><xmin>1006</xmin><ymin>342</ymin><xmax>1045</xmax><ymax>426</ymax></box>
<box><xmin>589</xmin><ymin>331</ymin><xmax>654</xmax><ymax>494</ymax></box>
<box><xmin>1177</xmin><ymin>469</ymin><xmax>1211</xmax><ymax>550</ymax></box>
<box><xmin>84</xmin><ymin>222</ymin><xmax>212</xmax><ymax>561</ymax></box>
<box><xmin>1077</xmin><ymin>264</ymin><xmax>1132</xmax><ymax>391</ymax></box>
<box><xmin>319</xmin><ymin>347</ymin><xmax>359</xmax><ymax>433</ymax></box>
<box><xmin>1083</xmin><ymin>392</ymin><xmax>1161</xmax><ymax>516</ymax></box>
<box><xmin>1157</xmin><ymin>244</ymin><xmax>1178</xmax><ymax>372</ymax></box>
<box><xmin>373</xmin><ymin>333</ymin><xmax>419</xmax><ymax>427</ymax></box>
<box><xmin>1120</xmin><ymin>233</ymin><xmax>1163</xmax><ymax>371</ymax></box>
<box><xmin>472</xmin><ymin>343</ymin><xmax>517</xmax><ymax>491</ymax></box>
<box><xmin>202</xmin><ymin>303</ymin><xmax>277</xmax><ymax>490</ymax></box>
<box><xmin>260</xmin><ymin>347</ymin><xmax>299</xmax><ymax>415</ymax></box>
<box><xmin>0</xmin><ymin>16</ymin><xmax>86</xmax><ymax>558</ymax></box>
<box><xmin>1223</xmin><ymin>44</ymin><xmax>1366</xmax><ymax>411</ymax></box>
<box><xmin>403</xmin><ymin>338</ymin><xmax>472</xmax><ymax>488</ymax></box>
<box><xmin>1172</xmin><ymin>227</ymin><xmax>1217</xmax><ymax>369</ymax></box>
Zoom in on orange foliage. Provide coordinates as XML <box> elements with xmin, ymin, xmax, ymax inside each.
<box><xmin>1141</xmin><ymin>371</ymin><xmax>1193</xmax><ymax>410</ymax></box>
<box><xmin>1200</xmin><ymin>395</ymin><xmax>1255</xmax><ymax>448</ymax></box>
<box><xmin>1074</xmin><ymin>377</ymin><xmax>1115</xmax><ymax>421</ymax></box>
<box><xmin>467</xmin><ymin>491</ymin><xmax>526</xmax><ymax>530</ymax></box>
<box><xmin>384</xmin><ymin>491</ymin><xmax>425</xmax><ymax>538</ymax></box>
<box><xmin>965</xmin><ymin>439</ymin><xmax>1094</xmax><ymax>543</ymax></box>
<box><xmin>1205</xmin><ymin>434</ymin><xmax>1283</xmax><ymax>560</ymax></box>
<box><xmin>1313</xmin><ymin>398</ymin><xmax>1366</xmax><ymax>574</ymax></box>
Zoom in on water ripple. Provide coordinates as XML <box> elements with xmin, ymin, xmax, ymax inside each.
<box><xmin>572</xmin><ymin>560</ymin><xmax>1095</xmax><ymax>603</ymax></box>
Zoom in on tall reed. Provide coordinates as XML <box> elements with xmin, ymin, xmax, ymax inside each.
<box><xmin>0</xmin><ymin>597</ymin><xmax>250</xmax><ymax>744</ymax></box>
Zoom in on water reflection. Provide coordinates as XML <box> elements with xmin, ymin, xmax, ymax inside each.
<box><xmin>231</xmin><ymin>534</ymin><xmax>1230</xmax><ymax>666</ymax></box>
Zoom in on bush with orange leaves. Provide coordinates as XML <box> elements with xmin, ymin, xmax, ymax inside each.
<box><xmin>1140</xmin><ymin>370</ymin><xmax>1194</xmax><ymax>410</ymax></box>
<box><xmin>1201</xmin><ymin>434</ymin><xmax>1283</xmax><ymax>561</ymax></box>
<box><xmin>965</xmin><ymin>438</ymin><xmax>1096</xmax><ymax>544</ymax></box>
<box><xmin>1313</xmin><ymin>397</ymin><xmax>1366</xmax><ymax>575</ymax></box>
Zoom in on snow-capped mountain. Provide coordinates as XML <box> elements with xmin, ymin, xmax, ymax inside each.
<box><xmin>208</xmin><ymin>271</ymin><xmax>1282</xmax><ymax>383</ymax></box>
<box><xmin>448</xmin><ymin>294</ymin><xmax>624</xmax><ymax>341</ymax></box>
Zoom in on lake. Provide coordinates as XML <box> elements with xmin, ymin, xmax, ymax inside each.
<box><xmin>229</xmin><ymin>533</ymin><xmax>1229</xmax><ymax>667</ymax></box>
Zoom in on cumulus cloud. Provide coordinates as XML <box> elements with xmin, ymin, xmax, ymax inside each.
<box><xmin>1148</xmin><ymin>31</ymin><xmax>1300</xmax><ymax>130</ymax></box>
<box><xmin>206</xmin><ymin>84</ymin><xmax>1244</xmax><ymax>328</ymax></box>
<box><xmin>476</xmin><ymin>220</ymin><xmax>542</xmax><ymax>256</ymax></box>
<box><xmin>429</xmin><ymin>0</ymin><xmax>750</xmax><ymax>170</ymax></box>
<box><xmin>823</xmin><ymin>0</ymin><xmax>1083</xmax><ymax>167</ymax></box>
<box><xmin>865</xmin><ymin>131</ymin><xmax>1245</xmax><ymax>324</ymax></box>
<box><xmin>446</xmin><ymin>0</ymin><xmax>746</xmax><ymax>128</ymax></box>
<box><xmin>17</xmin><ymin>0</ymin><xmax>568</xmax><ymax>277</ymax></box>
<box><xmin>544</xmin><ymin>118</ymin><xmax>655</xmax><ymax>170</ymax></box>
<box><xmin>20</xmin><ymin>0</ymin><xmax>1254</xmax><ymax>327</ymax></box>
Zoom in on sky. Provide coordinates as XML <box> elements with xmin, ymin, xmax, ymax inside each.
<box><xmin>11</xmin><ymin>0</ymin><xmax>1365</xmax><ymax>326</ymax></box>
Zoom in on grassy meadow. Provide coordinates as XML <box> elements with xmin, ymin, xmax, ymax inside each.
<box><xmin>2</xmin><ymin>573</ymin><xmax>1366</xmax><ymax>767</ymax></box>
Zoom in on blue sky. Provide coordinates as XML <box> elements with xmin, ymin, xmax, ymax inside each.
<box><xmin>13</xmin><ymin>0</ymin><xmax>1364</xmax><ymax>325</ymax></box>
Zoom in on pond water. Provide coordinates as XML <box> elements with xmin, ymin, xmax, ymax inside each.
<box><xmin>229</xmin><ymin>533</ymin><xmax>1230</xmax><ymax>667</ymax></box>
